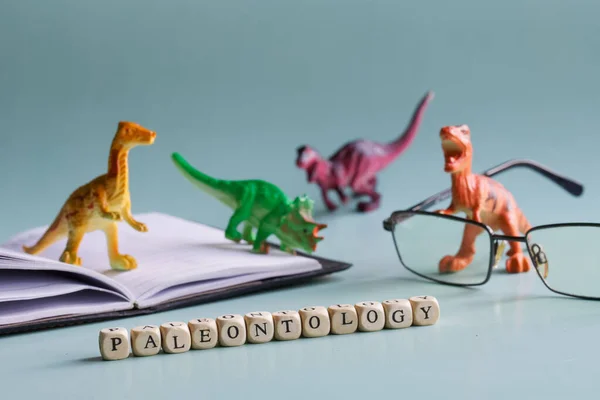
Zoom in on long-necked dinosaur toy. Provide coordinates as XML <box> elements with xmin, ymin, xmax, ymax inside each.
<box><xmin>295</xmin><ymin>91</ymin><xmax>434</xmax><ymax>212</ymax></box>
<box><xmin>22</xmin><ymin>121</ymin><xmax>156</xmax><ymax>270</ymax></box>
<box><xmin>435</xmin><ymin>124</ymin><xmax>532</xmax><ymax>274</ymax></box>
<box><xmin>171</xmin><ymin>152</ymin><xmax>326</xmax><ymax>255</ymax></box>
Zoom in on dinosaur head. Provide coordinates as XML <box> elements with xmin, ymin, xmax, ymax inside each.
<box><xmin>114</xmin><ymin>121</ymin><xmax>156</xmax><ymax>148</ymax></box>
<box><xmin>440</xmin><ymin>124</ymin><xmax>472</xmax><ymax>173</ymax></box>
<box><xmin>295</xmin><ymin>145</ymin><xmax>324</xmax><ymax>182</ymax></box>
<box><xmin>277</xmin><ymin>195</ymin><xmax>327</xmax><ymax>253</ymax></box>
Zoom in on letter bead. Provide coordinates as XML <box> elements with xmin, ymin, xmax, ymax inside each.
<box><xmin>188</xmin><ymin>318</ymin><xmax>219</xmax><ymax>350</ymax></box>
<box><xmin>216</xmin><ymin>314</ymin><xmax>246</xmax><ymax>347</ymax></box>
<box><xmin>244</xmin><ymin>311</ymin><xmax>274</xmax><ymax>344</ymax></box>
<box><xmin>272</xmin><ymin>310</ymin><xmax>302</xmax><ymax>340</ymax></box>
<box><xmin>160</xmin><ymin>322</ymin><xmax>191</xmax><ymax>354</ymax></box>
<box><xmin>131</xmin><ymin>325</ymin><xmax>161</xmax><ymax>356</ymax></box>
<box><xmin>327</xmin><ymin>304</ymin><xmax>358</xmax><ymax>335</ymax></box>
<box><xmin>99</xmin><ymin>327</ymin><xmax>130</xmax><ymax>361</ymax></box>
<box><xmin>409</xmin><ymin>296</ymin><xmax>440</xmax><ymax>326</ymax></box>
<box><xmin>355</xmin><ymin>301</ymin><xmax>385</xmax><ymax>332</ymax></box>
<box><xmin>382</xmin><ymin>299</ymin><xmax>413</xmax><ymax>329</ymax></box>
<box><xmin>299</xmin><ymin>306</ymin><xmax>330</xmax><ymax>338</ymax></box>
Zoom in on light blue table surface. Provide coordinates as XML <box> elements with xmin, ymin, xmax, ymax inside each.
<box><xmin>2</xmin><ymin>0</ymin><xmax>600</xmax><ymax>398</ymax></box>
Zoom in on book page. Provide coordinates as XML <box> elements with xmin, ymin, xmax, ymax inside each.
<box><xmin>1</xmin><ymin>213</ymin><xmax>322</xmax><ymax>304</ymax></box>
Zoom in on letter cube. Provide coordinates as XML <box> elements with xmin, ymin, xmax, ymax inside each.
<box><xmin>188</xmin><ymin>318</ymin><xmax>219</xmax><ymax>350</ymax></box>
<box><xmin>355</xmin><ymin>301</ymin><xmax>385</xmax><ymax>332</ymax></box>
<box><xmin>382</xmin><ymin>299</ymin><xmax>413</xmax><ymax>329</ymax></box>
<box><xmin>299</xmin><ymin>306</ymin><xmax>330</xmax><ymax>338</ymax></box>
<box><xmin>130</xmin><ymin>325</ymin><xmax>161</xmax><ymax>356</ymax></box>
<box><xmin>99</xmin><ymin>327</ymin><xmax>130</xmax><ymax>361</ymax></box>
<box><xmin>327</xmin><ymin>304</ymin><xmax>358</xmax><ymax>335</ymax></box>
<box><xmin>244</xmin><ymin>311</ymin><xmax>274</xmax><ymax>344</ymax></box>
<box><xmin>409</xmin><ymin>295</ymin><xmax>440</xmax><ymax>326</ymax></box>
<box><xmin>160</xmin><ymin>322</ymin><xmax>191</xmax><ymax>354</ymax></box>
<box><xmin>272</xmin><ymin>310</ymin><xmax>302</xmax><ymax>340</ymax></box>
<box><xmin>216</xmin><ymin>314</ymin><xmax>246</xmax><ymax>347</ymax></box>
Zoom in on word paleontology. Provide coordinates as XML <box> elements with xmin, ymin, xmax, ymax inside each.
<box><xmin>98</xmin><ymin>295</ymin><xmax>440</xmax><ymax>361</ymax></box>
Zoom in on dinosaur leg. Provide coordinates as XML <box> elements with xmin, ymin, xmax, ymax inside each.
<box><xmin>335</xmin><ymin>187</ymin><xmax>349</xmax><ymax>204</ymax></box>
<box><xmin>225</xmin><ymin>189</ymin><xmax>255</xmax><ymax>242</ymax></box>
<box><xmin>498</xmin><ymin>217</ymin><xmax>531</xmax><ymax>274</ymax></box>
<box><xmin>279</xmin><ymin>243</ymin><xmax>297</xmax><ymax>255</ymax></box>
<box><xmin>354</xmin><ymin>177</ymin><xmax>381</xmax><ymax>212</ymax></box>
<box><xmin>242</xmin><ymin>222</ymin><xmax>255</xmax><ymax>244</ymax></box>
<box><xmin>103</xmin><ymin>221</ymin><xmax>137</xmax><ymax>270</ymax></box>
<box><xmin>320</xmin><ymin>187</ymin><xmax>337</xmax><ymax>211</ymax></box>
<box><xmin>438</xmin><ymin>223</ymin><xmax>483</xmax><ymax>273</ymax></box>
<box><xmin>59</xmin><ymin>226</ymin><xmax>85</xmax><ymax>266</ymax></box>
<box><xmin>251</xmin><ymin>211</ymin><xmax>279</xmax><ymax>254</ymax></box>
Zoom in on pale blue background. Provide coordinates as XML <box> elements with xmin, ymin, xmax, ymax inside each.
<box><xmin>1</xmin><ymin>0</ymin><xmax>600</xmax><ymax>398</ymax></box>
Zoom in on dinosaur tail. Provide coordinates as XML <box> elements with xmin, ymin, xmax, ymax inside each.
<box><xmin>386</xmin><ymin>90</ymin><xmax>434</xmax><ymax>156</ymax></box>
<box><xmin>22</xmin><ymin>208</ymin><xmax>68</xmax><ymax>255</ymax></box>
<box><xmin>171</xmin><ymin>152</ymin><xmax>236</xmax><ymax>207</ymax></box>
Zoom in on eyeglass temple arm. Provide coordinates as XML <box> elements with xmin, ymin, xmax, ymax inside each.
<box><xmin>383</xmin><ymin>158</ymin><xmax>583</xmax><ymax>231</ymax></box>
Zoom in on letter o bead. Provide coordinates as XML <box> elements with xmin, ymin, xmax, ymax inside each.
<box><xmin>382</xmin><ymin>299</ymin><xmax>413</xmax><ymax>329</ymax></box>
<box><xmin>327</xmin><ymin>304</ymin><xmax>358</xmax><ymax>335</ymax></box>
<box><xmin>131</xmin><ymin>325</ymin><xmax>161</xmax><ymax>356</ymax></box>
<box><xmin>272</xmin><ymin>310</ymin><xmax>302</xmax><ymax>340</ymax></box>
<box><xmin>216</xmin><ymin>314</ymin><xmax>246</xmax><ymax>347</ymax></box>
<box><xmin>409</xmin><ymin>296</ymin><xmax>440</xmax><ymax>326</ymax></box>
<box><xmin>160</xmin><ymin>322</ymin><xmax>191</xmax><ymax>354</ymax></box>
<box><xmin>244</xmin><ymin>311</ymin><xmax>274</xmax><ymax>344</ymax></box>
<box><xmin>299</xmin><ymin>306</ymin><xmax>330</xmax><ymax>338</ymax></box>
<box><xmin>355</xmin><ymin>301</ymin><xmax>385</xmax><ymax>332</ymax></box>
<box><xmin>99</xmin><ymin>327</ymin><xmax>130</xmax><ymax>361</ymax></box>
<box><xmin>188</xmin><ymin>318</ymin><xmax>219</xmax><ymax>350</ymax></box>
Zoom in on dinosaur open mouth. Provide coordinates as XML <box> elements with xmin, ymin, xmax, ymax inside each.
<box><xmin>441</xmin><ymin>139</ymin><xmax>465</xmax><ymax>168</ymax></box>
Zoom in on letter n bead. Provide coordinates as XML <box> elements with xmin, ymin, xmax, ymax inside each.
<box><xmin>216</xmin><ymin>314</ymin><xmax>246</xmax><ymax>347</ymax></box>
<box><xmin>327</xmin><ymin>304</ymin><xmax>358</xmax><ymax>335</ymax></box>
<box><xmin>299</xmin><ymin>306</ymin><xmax>331</xmax><ymax>338</ymax></box>
<box><xmin>160</xmin><ymin>322</ymin><xmax>191</xmax><ymax>354</ymax></box>
<box><xmin>188</xmin><ymin>318</ymin><xmax>219</xmax><ymax>350</ymax></box>
<box><xmin>244</xmin><ymin>311</ymin><xmax>274</xmax><ymax>344</ymax></box>
<box><xmin>131</xmin><ymin>325</ymin><xmax>161</xmax><ymax>356</ymax></box>
<box><xmin>382</xmin><ymin>299</ymin><xmax>413</xmax><ymax>329</ymax></box>
<box><xmin>272</xmin><ymin>310</ymin><xmax>302</xmax><ymax>340</ymax></box>
<box><xmin>355</xmin><ymin>301</ymin><xmax>385</xmax><ymax>332</ymax></box>
<box><xmin>409</xmin><ymin>296</ymin><xmax>440</xmax><ymax>326</ymax></box>
<box><xmin>99</xmin><ymin>327</ymin><xmax>130</xmax><ymax>361</ymax></box>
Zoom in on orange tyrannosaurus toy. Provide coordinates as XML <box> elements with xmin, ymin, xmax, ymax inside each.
<box><xmin>434</xmin><ymin>124</ymin><xmax>532</xmax><ymax>274</ymax></box>
<box><xmin>22</xmin><ymin>121</ymin><xmax>156</xmax><ymax>270</ymax></box>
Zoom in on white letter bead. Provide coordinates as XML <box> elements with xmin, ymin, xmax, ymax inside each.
<box><xmin>272</xmin><ymin>310</ymin><xmax>302</xmax><ymax>340</ymax></box>
<box><xmin>409</xmin><ymin>296</ymin><xmax>440</xmax><ymax>325</ymax></box>
<box><xmin>327</xmin><ymin>304</ymin><xmax>358</xmax><ymax>335</ymax></box>
<box><xmin>299</xmin><ymin>306</ymin><xmax>330</xmax><ymax>337</ymax></box>
<box><xmin>99</xmin><ymin>327</ymin><xmax>130</xmax><ymax>361</ymax></box>
<box><xmin>188</xmin><ymin>318</ymin><xmax>219</xmax><ymax>350</ymax></box>
<box><xmin>216</xmin><ymin>314</ymin><xmax>246</xmax><ymax>346</ymax></box>
<box><xmin>130</xmin><ymin>325</ymin><xmax>161</xmax><ymax>356</ymax></box>
<box><xmin>382</xmin><ymin>299</ymin><xmax>413</xmax><ymax>329</ymax></box>
<box><xmin>160</xmin><ymin>322</ymin><xmax>191</xmax><ymax>354</ymax></box>
<box><xmin>355</xmin><ymin>301</ymin><xmax>385</xmax><ymax>332</ymax></box>
<box><xmin>244</xmin><ymin>311</ymin><xmax>274</xmax><ymax>344</ymax></box>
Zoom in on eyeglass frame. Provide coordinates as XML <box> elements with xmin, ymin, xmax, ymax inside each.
<box><xmin>381</xmin><ymin>158</ymin><xmax>600</xmax><ymax>301</ymax></box>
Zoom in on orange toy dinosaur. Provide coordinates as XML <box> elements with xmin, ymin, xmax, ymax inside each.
<box><xmin>22</xmin><ymin>121</ymin><xmax>156</xmax><ymax>270</ymax></box>
<box><xmin>434</xmin><ymin>124</ymin><xmax>532</xmax><ymax>274</ymax></box>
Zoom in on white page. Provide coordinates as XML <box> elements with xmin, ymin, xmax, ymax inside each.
<box><xmin>1</xmin><ymin>213</ymin><xmax>322</xmax><ymax>305</ymax></box>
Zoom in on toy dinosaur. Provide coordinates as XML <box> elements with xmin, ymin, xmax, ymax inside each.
<box><xmin>171</xmin><ymin>152</ymin><xmax>327</xmax><ymax>255</ymax></box>
<box><xmin>295</xmin><ymin>90</ymin><xmax>434</xmax><ymax>212</ymax></box>
<box><xmin>434</xmin><ymin>124</ymin><xmax>532</xmax><ymax>274</ymax></box>
<box><xmin>22</xmin><ymin>121</ymin><xmax>156</xmax><ymax>270</ymax></box>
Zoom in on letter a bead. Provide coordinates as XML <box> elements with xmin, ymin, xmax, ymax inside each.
<box><xmin>299</xmin><ymin>306</ymin><xmax>330</xmax><ymax>338</ymax></box>
<box><xmin>382</xmin><ymin>299</ymin><xmax>413</xmax><ymax>329</ymax></box>
<box><xmin>99</xmin><ymin>327</ymin><xmax>130</xmax><ymax>361</ymax></box>
<box><xmin>355</xmin><ymin>301</ymin><xmax>385</xmax><ymax>332</ymax></box>
<box><xmin>327</xmin><ymin>304</ymin><xmax>358</xmax><ymax>335</ymax></box>
<box><xmin>216</xmin><ymin>314</ymin><xmax>246</xmax><ymax>346</ymax></box>
<box><xmin>131</xmin><ymin>325</ymin><xmax>161</xmax><ymax>356</ymax></box>
<box><xmin>160</xmin><ymin>322</ymin><xmax>191</xmax><ymax>354</ymax></box>
<box><xmin>409</xmin><ymin>296</ymin><xmax>440</xmax><ymax>326</ymax></box>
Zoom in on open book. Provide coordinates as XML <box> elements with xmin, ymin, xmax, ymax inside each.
<box><xmin>0</xmin><ymin>213</ymin><xmax>351</xmax><ymax>335</ymax></box>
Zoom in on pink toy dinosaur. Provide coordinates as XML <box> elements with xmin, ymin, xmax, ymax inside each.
<box><xmin>296</xmin><ymin>91</ymin><xmax>434</xmax><ymax>212</ymax></box>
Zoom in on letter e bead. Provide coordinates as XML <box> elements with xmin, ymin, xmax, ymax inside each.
<box><xmin>327</xmin><ymin>304</ymin><xmax>358</xmax><ymax>335</ymax></box>
<box><xmin>216</xmin><ymin>314</ymin><xmax>246</xmax><ymax>346</ymax></box>
<box><xmin>272</xmin><ymin>310</ymin><xmax>302</xmax><ymax>340</ymax></box>
<box><xmin>131</xmin><ymin>325</ymin><xmax>161</xmax><ymax>356</ymax></box>
<box><xmin>409</xmin><ymin>296</ymin><xmax>440</xmax><ymax>325</ymax></box>
<box><xmin>160</xmin><ymin>322</ymin><xmax>191</xmax><ymax>354</ymax></box>
<box><xmin>355</xmin><ymin>301</ymin><xmax>385</xmax><ymax>332</ymax></box>
<box><xmin>382</xmin><ymin>299</ymin><xmax>413</xmax><ymax>329</ymax></box>
<box><xmin>299</xmin><ymin>306</ymin><xmax>330</xmax><ymax>338</ymax></box>
<box><xmin>99</xmin><ymin>327</ymin><xmax>130</xmax><ymax>361</ymax></box>
<box><xmin>188</xmin><ymin>318</ymin><xmax>219</xmax><ymax>350</ymax></box>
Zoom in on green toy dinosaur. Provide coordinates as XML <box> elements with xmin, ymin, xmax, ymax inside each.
<box><xmin>171</xmin><ymin>152</ymin><xmax>327</xmax><ymax>255</ymax></box>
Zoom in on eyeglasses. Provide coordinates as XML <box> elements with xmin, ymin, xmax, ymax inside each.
<box><xmin>382</xmin><ymin>158</ymin><xmax>600</xmax><ymax>301</ymax></box>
